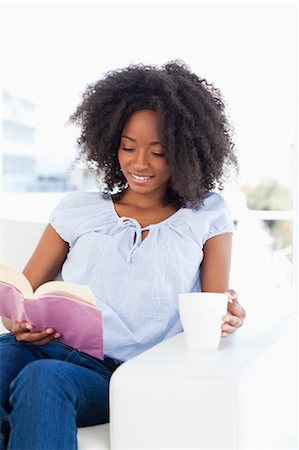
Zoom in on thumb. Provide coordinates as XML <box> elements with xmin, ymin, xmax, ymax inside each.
<box><xmin>224</xmin><ymin>289</ymin><xmax>239</xmax><ymax>303</ymax></box>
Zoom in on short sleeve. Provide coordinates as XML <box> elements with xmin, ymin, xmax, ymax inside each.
<box><xmin>49</xmin><ymin>192</ymin><xmax>84</xmax><ymax>245</ymax></box>
<box><xmin>202</xmin><ymin>193</ymin><xmax>234</xmax><ymax>245</ymax></box>
<box><xmin>49</xmin><ymin>191</ymin><xmax>114</xmax><ymax>247</ymax></box>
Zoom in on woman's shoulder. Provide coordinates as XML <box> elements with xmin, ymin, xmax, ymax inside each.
<box><xmin>177</xmin><ymin>192</ymin><xmax>234</xmax><ymax>246</ymax></box>
<box><xmin>52</xmin><ymin>190</ymin><xmax>110</xmax><ymax>210</ymax></box>
<box><xmin>49</xmin><ymin>190</ymin><xmax>115</xmax><ymax>245</ymax></box>
<box><xmin>180</xmin><ymin>192</ymin><xmax>230</xmax><ymax>217</ymax></box>
<box><xmin>198</xmin><ymin>191</ymin><xmax>229</xmax><ymax>211</ymax></box>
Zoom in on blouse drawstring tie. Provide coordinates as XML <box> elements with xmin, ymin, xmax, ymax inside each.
<box><xmin>110</xmin><ymin>217</ymin><xmax>151</xmax><ymax>263</ymax></box>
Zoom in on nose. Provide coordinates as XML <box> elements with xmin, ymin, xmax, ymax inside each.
<box><xmin>132</xmin><ymin>149</ymin><xmax>149</xmax><ymax>169</ymax></box>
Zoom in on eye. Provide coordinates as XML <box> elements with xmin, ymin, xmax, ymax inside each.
<box><xmin>152</xmin><ymin>152</ymin><xmax>165</xmax><ymax>157</ymax></box>
<box><xmin>122</xmin><ymin>147</ymin><xmax>134</xmax><ymax>152</ymax></box>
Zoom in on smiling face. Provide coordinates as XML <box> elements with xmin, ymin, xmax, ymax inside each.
<box><xmin>117</xmin><ymin>109</ymin><xmax>171</xmax><ymax>202</ymax></box>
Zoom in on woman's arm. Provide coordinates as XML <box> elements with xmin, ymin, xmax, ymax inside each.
<box><xmin>200</xmin><ymin>233</ymin><xmax>245</xmax><ymax>336</ymax></box>
<box><xmin>2</xmin><ymin>224</ymin><xmax>69</xmax><ymax>344</ymax></box>
<box><xmin>22</xmin><ymin>223</ymin><xmax>69</xmax><ymax>290</ymax></box>
<box><xmin>200</xmin><ymin>233</ymin><xmax>232</xmax><ymax>292</ymax></box>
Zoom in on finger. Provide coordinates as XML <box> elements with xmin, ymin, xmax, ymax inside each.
<box><xmin>225</xmin><ymin>290</ymin><xmax>239</xmax><ymax>302</ymax></box>
<box><xmin>15</xmin><ymin>328</ymin><xmax>55</xmax><ymax>342</ymax></box>
<box><xmin>222</xmin><ymin>314</ymin><xmax>243</xmax><ymax>328</ymax></box>
<box><xmin>227</xmin><ymin>301</ymin><xmax>246</xmax><ymax>319</ymax></box>
<box><xmin>221</xmin><ymin>324</ymin><xmax>237</xmax><ymax>335</ymax></box>
<box><xmin>228</xmin><ymin>305</ymin><xmax>246</xmax><ymax>323</ymax></box>
<box><xmin>29</xmin><ymin>330</ymin><xmax>61</xmax><ymax>346</ymax></box>
<box><xmin>13</xmin><ymin>321</ymin><xmax>33</xmax><ymax>333</ymax></box>
<box><xmin>227</xmin><ymin>301</ymin><xmax>243</xmax><ymax>315</ymax></box>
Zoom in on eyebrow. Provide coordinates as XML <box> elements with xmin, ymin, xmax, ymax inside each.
<box><xmin>121</xmin><ymin>134</ymin><xmax>161</xmax><ymax>146</ymax></box>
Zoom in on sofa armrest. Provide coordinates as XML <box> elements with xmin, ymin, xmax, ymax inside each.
<box><xmin>109</xmin><ymin>315</ymin><xmax>297</xmax><ymax>450</ymax></box>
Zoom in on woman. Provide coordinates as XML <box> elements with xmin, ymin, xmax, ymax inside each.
<box><xmin>0</xmin><ymin>60</ymin><xmax>246</xmax><ymax>450</ymax></box>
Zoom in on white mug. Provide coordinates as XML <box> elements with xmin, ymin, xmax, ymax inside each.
<box><xmin>178</xmin><ymin>292</ymin><xmax>228</xmax><ymax>352</ymax></box>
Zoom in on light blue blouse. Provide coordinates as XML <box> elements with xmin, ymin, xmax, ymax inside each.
<box><xmin>49</xmin><ymin>191</ymin><xmax>234</xmax><ymax>362</ymax></box>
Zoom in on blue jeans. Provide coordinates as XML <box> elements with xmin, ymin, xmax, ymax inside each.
<box><xmin>0</xmin><ymin>333</ymin><xmax>123</xmax><ymax>450</ymax></box>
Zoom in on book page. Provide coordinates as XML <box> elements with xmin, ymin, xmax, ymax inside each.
<box><xmin>24</xmin><ymin>295</ymin><xmax>103</xmax><ymax>359</ymax></box>
<box><xmin>0</xmin><ymin>263</ymin><xmax>33</xmax><ymax>298</ymax></box>
<box><xmin>0</xmin><ymin>282</ymin><xmax>103</xmax><ymax>360</ymax></box>
<box><xmin>34</xmin><ymin>281</ymin><xmax>96</xmax><ymax>306</ymax></box>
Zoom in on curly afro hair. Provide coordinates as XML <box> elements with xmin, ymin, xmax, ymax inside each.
<box><xmin>69</xmin><ymin>60</ymin><xmax>238</xmax><ymax>209</ymax></box>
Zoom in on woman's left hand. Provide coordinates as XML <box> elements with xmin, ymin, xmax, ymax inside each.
<box><xmin>221</xmin><ymin>289</ymin><xmax>246</xmax><ymax>337</ymax></box>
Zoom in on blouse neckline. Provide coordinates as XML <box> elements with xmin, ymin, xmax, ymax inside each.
<box><xmin>107</xmin><ymin>194</ymin><xmax>184</xmax><ymax>229</ymax></box>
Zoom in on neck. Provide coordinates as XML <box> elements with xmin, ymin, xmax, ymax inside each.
<box><xmin>116</xmin><ymin>188</ymin><xmax>167</xmax><ymax>209</ymax></box>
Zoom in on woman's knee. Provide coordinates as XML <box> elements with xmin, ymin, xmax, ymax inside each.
<box><xmin>10</xmin><ymin>360</ymin><xmax>75</xmax><ymax>403</ymax></box>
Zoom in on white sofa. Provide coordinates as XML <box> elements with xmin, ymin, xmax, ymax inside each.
<box><xmin>1</xmin><ymin>219</ymin><xmax>297</xmax><ymax>450</ymax></box>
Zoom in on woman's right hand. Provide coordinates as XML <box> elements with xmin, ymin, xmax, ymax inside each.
<box><xmin>12</xmin><ymin>321</ymin><xmax>61</xmax><ymax>345</ymax></box>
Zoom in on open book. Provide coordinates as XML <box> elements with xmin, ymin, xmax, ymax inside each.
<box><xmin>0</xmin><ymin>264</ymin><xmax>103</xmax><ymax>359</ymax></box>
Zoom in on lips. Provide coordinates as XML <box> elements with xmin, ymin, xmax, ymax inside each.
<box><xmin>129</xmin><ymin>173</ymin><xmax>154</xmax><ymax>181</ymax></box>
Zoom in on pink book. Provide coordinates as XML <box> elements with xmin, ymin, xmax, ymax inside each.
<box><xmin>0</xmin><ymin>264</ymin><xmax>103</xmax><ymax>360</ymax></box>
